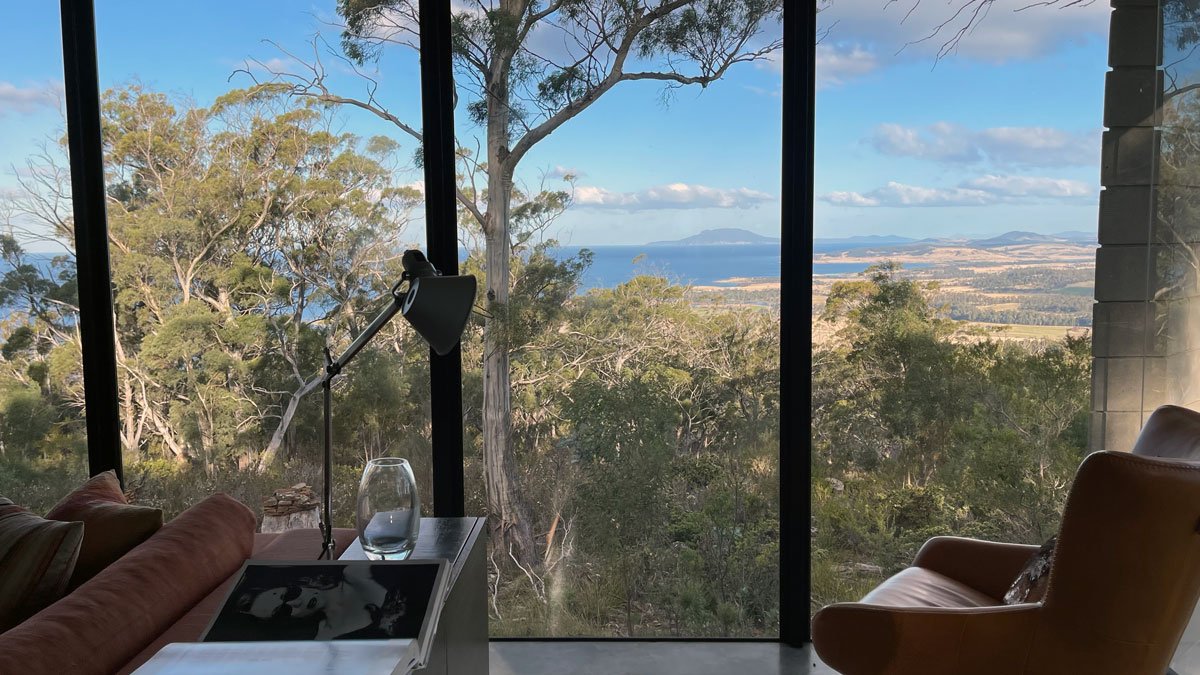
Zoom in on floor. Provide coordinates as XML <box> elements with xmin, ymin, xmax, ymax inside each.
<box><xmin>488</xmin><ymin>641</ymin><xmax>833</xmax><ymax>675</ymax></box>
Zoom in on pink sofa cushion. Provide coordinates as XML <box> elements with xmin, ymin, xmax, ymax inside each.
<box><xmin>0</xmin><ymin>493</ymin><xmax>255</xmax><ymax>675</ymax></box>
<box><xmin>46</xmin><ymin>470</ymin><xmax>163</xmax><ymax>589</ymax></box>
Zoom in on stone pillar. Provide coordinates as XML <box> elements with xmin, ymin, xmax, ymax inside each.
<box><xmin>1092</xmin><ymin>0</ymin><xmax>1169</xmax><ymax>452</ymax></box>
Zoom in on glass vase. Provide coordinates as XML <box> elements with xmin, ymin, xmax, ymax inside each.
<box><xmin>356</xmin><ymin>457</ymin><xmax>420</xmax><ymax>558</ymax></box>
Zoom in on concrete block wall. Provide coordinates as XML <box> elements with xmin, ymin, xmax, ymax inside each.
<box><xmin>1092</xmin><ymin>0</ymin><xmax>1179</xmax><ymax>452</ymax></box>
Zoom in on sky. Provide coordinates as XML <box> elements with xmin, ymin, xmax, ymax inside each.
<box><xmin>0</xmin><ymin>1</ymin><xmax>1110</xmax><ymax>249</ymax></box>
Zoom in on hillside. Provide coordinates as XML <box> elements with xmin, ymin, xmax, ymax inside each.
<box><xmin>649</xmin><ymin>228</ymin><xmax>779</xmax><ymax>246</ymax></box>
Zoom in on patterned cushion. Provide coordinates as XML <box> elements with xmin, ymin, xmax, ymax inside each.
<box><xmin>0</xmin><ymin>497</ymin><xmax>84</xmax><ymax>632</ymax></box>
<box><xmin>46</xmin><ymin>471</ymin><xmax>163</xmax><ymax>588</ymax></box>
<box><xmin>1004</xmin><ymin>536</ymin><xmax>1056</xmax><ymax>605</ymax></box>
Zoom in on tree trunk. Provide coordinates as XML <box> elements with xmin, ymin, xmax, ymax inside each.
<box><xmin>483</xmin><ymin>218</ymin><xmax>534</xmax><ymax>566</ymax></box>
<box><xmin>481</xmin><ymin>22</ymin><xmax>536</xmax><ymax>568</ymax></box>
<box><xmin>256</xmin><ymin>373</ymin><xmax>323</xmax><ymax>472</ymax></box>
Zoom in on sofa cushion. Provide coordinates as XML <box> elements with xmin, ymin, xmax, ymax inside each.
<box><xmin>114</xmin><ymin>527</ymin><xmax>358</xmax><ymax>675</ymax></box>
<box><xmin>46</xmin><ymin>470</ymin><xmax>164</xmax><ymax>589</ymax></box>
<box><xmin>0</xmin><ymin>498</ymin><xmax>84</xmax><ymax>633</ymax></box>
<box><xmin>0</xmin><ymin>493</ymin><xmax>255</xmax><ymax>675</ymax></box>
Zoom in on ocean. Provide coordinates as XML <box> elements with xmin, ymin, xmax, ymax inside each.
<box><xmin>15</xmin><ymin>246</ymin><xmax>884</xmax><ymax>296</ymax></box>
<box><xmin>550</xmin><ymin>244</ymin><xmax>782</xmax><ymax>291</ymax></box>
<box><xmin>547</xmin><ymin>245</ymin><xmax>903</xmax><ymax>290</ymax></box>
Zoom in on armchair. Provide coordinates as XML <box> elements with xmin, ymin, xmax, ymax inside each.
<box><xmin>812</xmin><ymin>405</ymin><xmax>1200</xmax><ymax>675</ymax></box>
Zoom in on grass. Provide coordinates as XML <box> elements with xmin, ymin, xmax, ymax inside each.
<box><xmin>964</xmin><ymin>323</ymin><xmax>1085</xmax><ymax>341</ymax></box>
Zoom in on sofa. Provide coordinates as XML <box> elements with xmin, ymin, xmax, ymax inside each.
<box><xmin>0</xmin><ymin>487</ymin><xmax>357</xmax><ymax>675</ymax></box>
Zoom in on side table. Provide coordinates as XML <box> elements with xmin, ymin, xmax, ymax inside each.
<box><xmin>341</xmin><ymin>517</ymin><xmax>489</xmax><ymax>675</ymax></box>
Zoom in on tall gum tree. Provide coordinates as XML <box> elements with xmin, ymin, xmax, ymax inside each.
<box><xmin>256</xmin><ymin>0</ymin><xmax>782</xmax><ymax>570</ymax></box>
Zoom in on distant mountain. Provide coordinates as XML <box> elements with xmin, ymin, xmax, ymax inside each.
<box><xmin>649</xmin><ymin>228</ymin><xmax>780</xmax><ymax>246</ymax></box>
<box><xmin>969</xmin><ymin>231</ymin><xmax>1094</xmax><ymax>248</ymax></box>
<box><xmin>1053</xmin><ymin>230</ymin><xmax>1099</xmax><ymax>244</ymax></box>
<box><xmin>814</xmin><ymin>235</ymin><xmax>918</xmax><ymax>248</ymax></box>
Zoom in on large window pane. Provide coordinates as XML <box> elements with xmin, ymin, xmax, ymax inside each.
<box><xmin>92</xmin><ymin>2</ymin><xmax>432</xmax><ymax>528</ymax></box>
<box><xmin>811</xmin><ymin>6</ymin><xmax>1105</xmax><ymax>613</ymax></box>
<box><xmin>446</xmin><ymin>3</ymin><xmax>783</xmax><ymax>637</ymax></box>
<box><xmin>0</xmin><ymin>6</ymin><xmax>89</xmax><ymax>508</ymax></box>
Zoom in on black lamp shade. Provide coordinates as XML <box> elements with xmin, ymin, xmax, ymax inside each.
<box><xmin>401</xmin><ymin>274</ymin><xmax>477</xmax><ymax>355</ymax></box>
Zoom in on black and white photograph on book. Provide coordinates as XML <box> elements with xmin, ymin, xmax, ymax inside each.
<box><xmin>204</xmin><ymin>561</ymin><xmax>447</xmax><ymax>642</ymax></box>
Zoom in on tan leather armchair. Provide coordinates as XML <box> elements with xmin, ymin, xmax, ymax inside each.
<box><xmin>812</xmin><ymin>405</ymin><xmax>1200</xmax><ymax>675</ymax></box>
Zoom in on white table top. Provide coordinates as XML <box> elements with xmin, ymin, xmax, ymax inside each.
<box><xmin>133</xmin><ymin>640</ymin><xmax>417</xmax><ymax>675</ymax></box>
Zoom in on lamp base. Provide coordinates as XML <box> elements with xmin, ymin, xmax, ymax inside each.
<box><xmin>318</xmin><ymin>539</ymin><xmax>337</xmax><ymax>560</ymax></box>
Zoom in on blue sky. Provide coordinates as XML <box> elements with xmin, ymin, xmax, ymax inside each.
<box><xmin>0</xmin><ymin>1</ymin><xmax>1110</xmax><ymax>249</ymax></box>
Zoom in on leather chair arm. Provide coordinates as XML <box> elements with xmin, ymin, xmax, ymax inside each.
<box><xmin>911</xmin><ymin>536</ymin><xmax>1040</xmax><ymax>601</ymax></box>
<box><xmin>811</xmin><ymin>603</ymin><xmax>1040</xmax><ymax>675</ymax></box>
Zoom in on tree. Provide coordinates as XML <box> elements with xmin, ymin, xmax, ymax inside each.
<box><xmin>252</xmin><ymin>0</ymin><xmax>783</xmax><ymax>569</ymax></box>
<box><xmin>12</xmin><ymin>85</ymin><xmax>425</xmax><ymax>468</ymax></box>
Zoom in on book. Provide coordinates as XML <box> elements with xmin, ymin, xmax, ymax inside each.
<box><xmin>201</xmin><ymin>559</ymin><xmax>450</xmax><ymax>672</ymax></box>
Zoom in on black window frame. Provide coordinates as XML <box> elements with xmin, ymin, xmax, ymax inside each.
<box><xmin>59</xmin><ymin>0</ymin><xmax>813</xmax><ymax>646</ymax></box>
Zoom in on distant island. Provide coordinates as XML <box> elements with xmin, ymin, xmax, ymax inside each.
<box><xmin>649</xmin><ymin>228</ymin><xmax>780</xmax><ymax>246</ymax></box>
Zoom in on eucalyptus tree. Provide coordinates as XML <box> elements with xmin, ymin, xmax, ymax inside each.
<box><xmin>11</xmin><ymin>84</ymin><xmax>422</xmax><ymax>467</ymax></box>
<box><xmin>257</xmin><ymin>0</ymin><xmax>782</xmax><ymax>570</ymax></box>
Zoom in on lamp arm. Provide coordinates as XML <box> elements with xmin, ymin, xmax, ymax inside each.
<box><xmin>326</xmin><ymin>282</ymin><xmax>408</xmax><ymax>378</ymax></box>
<box><xmin>318</xmin><ymin>282</ymin><xmax>408</xmax><ymax>560</ymax></box>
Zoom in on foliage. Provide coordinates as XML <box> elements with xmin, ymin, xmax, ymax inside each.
<box><xmin>811</xmin><ymin>265</ymin><xmax>1090</xmax><ymax>615</ymax></box>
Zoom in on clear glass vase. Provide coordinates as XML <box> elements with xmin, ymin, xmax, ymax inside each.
<box><xmin>356</xmin><ymin>457</ymin><xmax>420</xmax><ymax>559</ymax></box>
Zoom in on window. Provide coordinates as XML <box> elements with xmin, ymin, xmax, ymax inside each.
<box><xmin>0</xmin><ymin>5</ymin><xmax>90</xmax><ymax>509</ymax></box>
<box><xmin>0</xmin><ymin>0</ymin><xmax>808</xmax><ymax>643</ymax></box>
<box><xmin>443</xmin><ymin>3</ymin><xmax>783</xmax><ymax>637</ymax></box>
<box><xmin>810</xmin><ymin>5</ymin><xmax>1106</xmax><ymax>612</ymax></box>
<box><xmin>90</xmin><ymin>2</ymin><xmax>433</xmax><ymax>524</ymax></box>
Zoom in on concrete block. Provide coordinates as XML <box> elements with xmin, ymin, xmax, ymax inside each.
<box><xmin>1104</xmin><ymin>356</ymin><xmax>1145</xmax><ymax>411</ymax></box>
<box><xmin>1095</xmin><ymin>245</ymin><xmax>1151</xmax><ymax>301</ymax></box>
<box><xmin>1163</xmin><ymin>349</ymin><xmax>1200</xmax><ymax>403</ymax></box>
<box><xmin>1100</xmin><ymin>186</ymin><xmax>1153</xmax><ymax>245</ymax></box>
<box><xmin>1108</xmin><ymin>8</ymin><xmax>1162</xmax><ymax>68</ymax></box>
<box><xmin>1152</xmin><ymin>244</ymin><xmax>1200</xmax><ymax>300</ymax></box>
<box><xmin>1101</xmin><ymin>127</ymin><xmax>1157</xmax><ymax>187</ymax></box>
<box><xmin>1089</xmin><ymin>410</ymin><xmax>1106</xmax><ymax>454</ymax></box>
<box><xmin>1104</xmin><ymin>410</ymin><xmax>1145</xmax><ymax>452</ymax></box>
<box><xmin>1164</xmin><ymin>300</ymin><xmax>1200</xmax><ymax>355</ymax></box>
<box><xmin>1104</xmin><ymin>68</ymin><xmax>1162</xmax><ymax>128</ymax></box>
<box><xmin>1095</xmin><ymin>301</ymin><xmax>1149</xmax><ymax>357</ymax></box>
<box><xmin>1152</xmin><ymin>186</ymin><xmax>1200</xmax><ymax>243</ymax></box>
<box><xmin>1144</xmin><ymin>355</ymin><xmax>1170</xmax><ymax>409</ymax></box>
<box><xmin>1091</xmin><ymin>357</ymin><xmax>1108</xmax><ymax>412</ymax></box>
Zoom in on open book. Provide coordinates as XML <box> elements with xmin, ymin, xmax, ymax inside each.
<box><xmin>200</xmin><ymin>559</ymin><xmax>450</xmax><ymax>673</ymax></box>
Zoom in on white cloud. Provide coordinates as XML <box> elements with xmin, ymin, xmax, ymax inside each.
<box><xmin>975</xmin><ymin>127</ymin><xmax>1100</xmax><ymax>167</ymax></box>
<box><xmin>869</xmin><ymin>123</ymin><xmax>1099</xmax><ymax>168</ymax></box>
<box><xmin>820</xmin><ymin>175</ymin><xmax>1094</xmax><ymax>207</ymax></box>
<box><xmin>871</xmin><ymin>122</ymin><xmax>980</xmax><ymax>162</ymax></box>
<box><xmin>963</xmin><ymin>174</ymin><xmax>1092</xmax><ymax>198</ymax></box>
<box><xmin>813</xmin><ymin>0</ymin><xmax>1109</xmax><ymax>85</ymax></box>
<box><xmin>816</xmin><ymin>44</ymin><xmax>880</xmax><ymax>88</ymax></box>
<box><xmin>575</xmin><ymin>182</ymin><xmax>774</xmax><ymax>210</ymax></box>
<box><xmin>548</xmin><ymin>165</ymin><xmax>584</xmax><ymax>180</ymax></box>
<box><xmin>0</xmin><ymin>82</ymin><xmax>61</xmax><ymax>115</ymax></box>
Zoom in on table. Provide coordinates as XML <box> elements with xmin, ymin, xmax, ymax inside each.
<box><xmin>134</xmin><ymin>517</ymin><xmax>488</xmax><ymax>675</ymax></box>
<box><xmin>341</xmin><ymin>517</ymin><xmax>489</xmax><ymax>675</ymax></box>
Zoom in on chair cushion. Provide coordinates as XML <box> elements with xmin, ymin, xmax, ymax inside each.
<box><xmin>861</xmin><ymin>566</ymin><xmax>1000</xmax><ymax>608</ymax></box>
<box><xmin>45</xmin><ymin>470</ymin><xmax>163</xmax><ymax>589</ymax></box>
<box><xmin>0</xmin><ymin>498</ymin><xmax>84</xmax><ymax>632</ymax></box>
